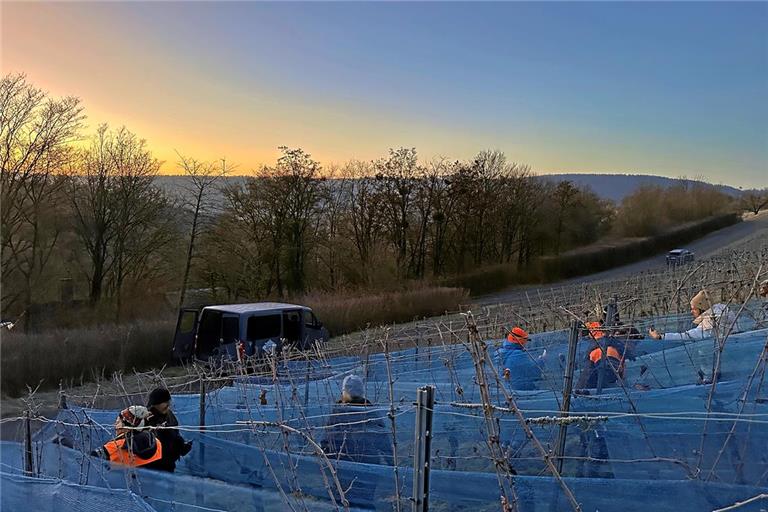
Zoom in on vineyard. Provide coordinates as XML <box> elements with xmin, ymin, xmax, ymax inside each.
<box><xmin>1</xmin><ymin>235</ymin><xmax>767</xmax><ymax>512</ymax></box>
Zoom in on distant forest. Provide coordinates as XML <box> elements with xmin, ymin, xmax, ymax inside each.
<box><xmin>3</xmin><ymin>74</ymin><xmax>764</xmax><ymax>330</ymax></box>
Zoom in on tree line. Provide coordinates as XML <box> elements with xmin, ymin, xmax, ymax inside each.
<box><xmin>1</xmin><ymin>74</ymin><xmax>747</xmax><ymax>329</ymax></box>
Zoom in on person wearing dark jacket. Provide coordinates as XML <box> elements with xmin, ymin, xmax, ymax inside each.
<box><xmin>321</xmin><ymin>375</ymin><xmax>389</xmax><ymax>508</ymax></box>
<box><xmin>145</xmin><ymin>388</ymin><xmax>192</xmax><ymax>472</ymax></box>
<box><xmin>321</xmin><ymin>375</ymin><xmax>389</xmax><ymax>464</ymax></box>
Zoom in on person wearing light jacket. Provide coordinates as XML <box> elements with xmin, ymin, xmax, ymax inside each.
<box><xmin>648</xmin><ymin>290</ymin><xmax>736</xmax><ymax>341</ymax></box>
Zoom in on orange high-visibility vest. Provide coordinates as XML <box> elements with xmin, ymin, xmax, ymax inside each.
<box><xmin>585</xmin><ymin>321</ymin><xmax>604</xmax><ymax>340</ymax></box>
<box><xmin>103</xmin><ymin>436</ymin><xmax>163</xmax><ymax>467</ymax></box>
<box><xmin>589</xmin><ymin>346</ymin><xmax>622</xmax><ymax>364</ymax></box>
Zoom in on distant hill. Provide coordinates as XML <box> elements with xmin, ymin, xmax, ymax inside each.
<box><xmin>154</xmin><ymin>175</ymin><xmax>245</xmax><ymax>203</ymax></box>
<box><xmin>538</xmin><ymin>173</ymin><xmax>742</xmax><ymax>203</ymax></box>
<box><xmin>155</xmin><ymin>173</ymin><xmax>743</xmax><ymax>205</ymax></box>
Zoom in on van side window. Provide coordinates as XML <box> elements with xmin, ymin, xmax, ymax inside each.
<box><xmin>179</xmin><ymin>311</ymin><xmax>196</xmax><ymax>334</ymax></box>
<box><xmin>303</xmin><ymin>310</ymin><xmax>318</xmax><ymax>327</ymax></box>
<box><xmin>222</xmin><ymin>316</ymin><xmax>239</xmax><ymax>344</ymax></box>
<box><xmin>247</xmin><ymin>314</ymin><xmax>281</xmax><ymax>340</ymax></box>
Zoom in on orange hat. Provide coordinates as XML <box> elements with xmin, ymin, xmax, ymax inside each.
<box><xmin>506</xmin><ymin>327</ymin><xmax>529</xmax><ymax>346</ymax></box>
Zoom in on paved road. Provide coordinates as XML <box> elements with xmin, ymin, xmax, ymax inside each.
<box><xmin>474</xmin><ymin>212</ymin><xmax>768</xmax><ymax>306</ymax></box>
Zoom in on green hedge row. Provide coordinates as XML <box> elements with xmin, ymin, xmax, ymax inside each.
<box><xmin>444</xmin><ymin>213</ymin><xmax>740</xmax><ymax>295</ymax></box>
<box><xmin>539</xmin><ymin>213</ymin><xmax>740</xmax><ymax>280</ymax></box>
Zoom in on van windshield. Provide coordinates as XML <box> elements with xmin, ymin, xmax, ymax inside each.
<box><xmin>247</xmin><ymin>314</ymin><xmax>281</xmax><ymax>340</ymax></box>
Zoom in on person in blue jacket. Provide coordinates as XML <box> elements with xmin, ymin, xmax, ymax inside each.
<box><xmin>496</xmin><ymin>327</ymin><xmax>545</xmax><ymax>391</ymax></box>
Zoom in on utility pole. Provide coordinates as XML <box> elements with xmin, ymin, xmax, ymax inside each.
<box><xmin>555</xmin><ymin>321</ymin><xmax>580</xmax><ymax>473</ymax></box>
<box><xmin>412</xmin><ymin>385</ymin><xmax>435</xmax><ymax>512</ymax></box>
<box><xmin>24</xmin><ymin>411</ymin><xmax>34</xmax><ymax>477</ymax></box>
<box><xmin>596</xmin><ymin>296</ymin><xmax>618</xmax><ymax>395</ymax></box>
<box><xmin>199</xmin><ymin>378</ymin><xmax>206</xmax><ymax>466</ymax></box>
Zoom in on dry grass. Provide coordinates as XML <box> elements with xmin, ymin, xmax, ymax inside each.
<box><xmin>299</xmin><ymin>286</ymin><xmax>469</xmax><ymax>335</ymax></box>
<box><xmin>1</xmin><ymin>287</ymin><xmax>468</xmax><ymax>396</ymax></box>
<box><xmin>440</xmin><ymin>264</ymin><xmax>535</xmax><ymax>296</ymax></box>
<box><xmin>1</xmin><ymin>319</ymin><xmax>175</xmax><ymax>397</ymax></box>
<box><xmin>0</xmin><ymin>209</ymin><xmax>752</xmax><ymax>396</ymax></box>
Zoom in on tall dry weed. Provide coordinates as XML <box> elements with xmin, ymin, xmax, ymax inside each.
<box><xmin>1</xmin><ymin>320</ymin><xmax>174</xmax><ymax>397</ymax></box>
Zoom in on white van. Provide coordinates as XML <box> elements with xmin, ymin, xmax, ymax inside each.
<box><xmin>172</xmin><ymin>302</ymin><xmax>328</xmax><ymax>360</ymax></box>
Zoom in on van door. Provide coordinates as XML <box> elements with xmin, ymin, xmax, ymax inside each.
<box><xmin>219</xmin><ymin>314</ymin><xmax>241</xmax><ymax>359</ymax></box>
<box><xmin>302</xmin><ymin>309</ymin><xmax>327</xmax><ymax>349</ymax></box>
<box><xmin>172</xmin><ymin>308</ymin><xmax>198</xmax><ymax>360</ymax></box>
<box><xmin>283</xmin><ymin>310</ymin><xmax>303</xmax><ymax>347</ymax></box>
<box><xmin>195</xmin><ymin>309</ymin><xmax>222</xmax><ymax>359</ymax></box>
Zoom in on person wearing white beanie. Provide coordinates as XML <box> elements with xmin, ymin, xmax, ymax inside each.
<box><xmin>90</xmin><ymin>405</ymin><xmax>163</xmax><ymax>468</ymax></box>
<box><xmin>340</xmin><ymin>374</ymin><xmax>370</xmax><ymax>405</ymax></box>
<box><xmin>321</xmin><ymin>373</ymin><xmax>390</xmax><ymax>505</ymax></box>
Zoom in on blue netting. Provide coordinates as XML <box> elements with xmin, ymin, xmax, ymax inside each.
<box><xmin>0</xmin><ymin>471</ymin><xmax>155</xmax><ymax>512</ymax></box>
<box><xmin>5</xmin><ymin>325</ymin><xmax>768</xmax><ymax>511</ymax></box>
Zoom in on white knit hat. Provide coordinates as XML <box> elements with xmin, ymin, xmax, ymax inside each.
<box><xmin>342</xmin><ymin>375</ymin><xmax>365</xmax><ymax>399</ymax></box>
<box><xmin>119</xmin><ymin>405</ymin><xmax>150</xmax><ymax>429</ymax></box>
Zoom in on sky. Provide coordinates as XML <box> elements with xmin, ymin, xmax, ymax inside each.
<box><xmin>2</xmin><ymin>2</ymin><xmax>767</xmax><ymax>188</ymax></box>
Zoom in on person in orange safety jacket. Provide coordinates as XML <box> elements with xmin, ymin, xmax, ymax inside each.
<box><xmin>575</xmin><ymin>343</ymin><xmax>626</xmax><ymax>390</ymax></box>
<box><xmin>91</xmin><ymin>406</ymin><xmax>163</xmax><ymax>468</ymax></box>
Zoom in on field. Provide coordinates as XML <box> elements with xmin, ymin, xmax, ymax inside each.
<box><xmin>2</xmin><ymin>214</ymin><xmax>766</xmax><ymax>512</ymax></box>
<box><xmin>3</xmin><ymin>212</ymin><xmax>757</xmax><ymax>401</ymax></box>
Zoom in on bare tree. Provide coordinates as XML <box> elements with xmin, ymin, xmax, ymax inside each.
<box><xmin>344</xmin><ymin>161</ymin><xmax>382</xmax><ymax>285</ymax></box>
<box><xmin>226</xmin><ymin>166</ymin><xmax>288</xmax><ymax>296</ymax></box>
<box><xmin>109</xmin><ymin>129</ymin><xmax>172</xmax><ymax>320</ymax></box>
<box><xmin>176</xmin><ymin>154</ymin><xmax>228</xmax><ymax>310</ymax></box>
<box><xmin>196</xmin><ymin>209</ymin><xmax>264</xmax><ymax>300</ymax></box>
<box><xmin>221</xmin><ymin>148</ymin><xmax>322</xmax><ymax>296</ymax></box>
<box><xmin>409</xmin><ymin>159</ymin><xmax>441</xmax><ymax>278</ymax></box>
<box><xmin>277</xmin><ymin>147</ymin><xmax>323</xmax><ymax>293</ymax></box>
<box><xmin>443</xmin><ymin>163</ymin><xmax>478</xmax><ymax>273</ymax></box>
<box><xmin>740</xmin><ymin>190</ymin><xmax>768</xmax><ymax>216</ymax></box>
<box><xmin>70</xmin><ymin>125</ymin><xmax>167</xmax><ymax>307</ymax></box>
<box><xmin>0</xmin><ymin>73</ymin><xmax>84</xmax><ymax>323</ymax></box>
<box><xmin>496</xmin><ymin>165</ymin><xmax>531</xmax><ymax>264</ymax></box>
<box><xmin>468</xmin><ymin>150</ymin><xmax>508</xmax><ymax>264</ymax></box>
<box><xmin>375</xmin><ymin>147</ymin><xmax>420</xmax><ymax>278</ymax></box>
<box><xmin>316</xmin><ymin>164</ymin><xmax>349</xmax><ymax>291</ymax></box>
<box><xmin>552</xmin><ymin>180</ymin><xmax>580</xmax><ymax>255</ymax></box>
<box><xmin>428</xmin><ymin>159</ymin><xmax>459</xmax><ymax>276</ymax></box>
<box><xmin>516</xmin><ymin>177</ymin><xmax>546</xmax><ymax>268</ymax></box>
<box><xmin>70</xmin><ymin>125</ymin><xmax>116</xmax><ymax>303</ymax></box>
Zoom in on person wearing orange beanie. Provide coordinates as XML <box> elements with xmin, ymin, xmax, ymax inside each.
<box><xmin>496</xmin><ymin>327</ymin><xmax>545</xmax><ymax>390</ymax></box>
